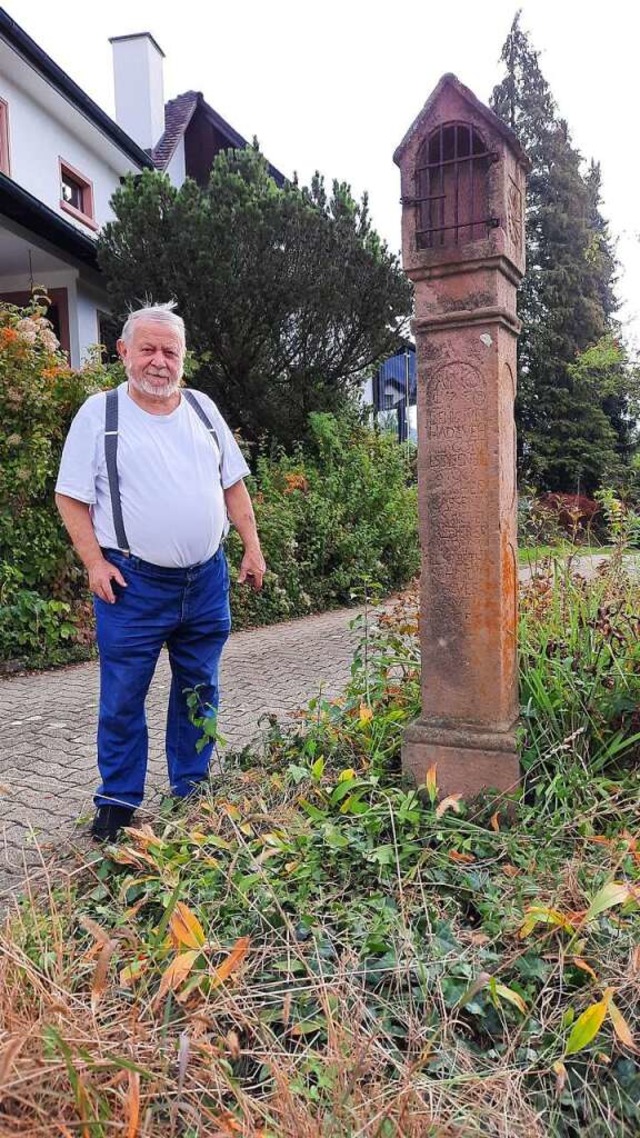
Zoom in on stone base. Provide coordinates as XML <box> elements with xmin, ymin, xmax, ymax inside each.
<box><xmin>402</xmin><ymin>719</ymin><xmax>520</xmax><ymax>799</ymax></box>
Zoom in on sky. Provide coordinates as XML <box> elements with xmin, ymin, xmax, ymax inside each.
<box><xmin>6</xmin><ymin>0</ymin><xmax>639</xmax><ymax>348</ymax></box>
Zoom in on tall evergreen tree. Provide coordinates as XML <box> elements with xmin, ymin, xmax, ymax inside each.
<box><xmin>491</xmin><ymin>13</ymin><xmax>632</xmax><ymax>492</ymax></box>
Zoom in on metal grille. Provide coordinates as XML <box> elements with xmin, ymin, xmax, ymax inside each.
<box><xmin>409</xmin><ymin>123</ymin><xmax>499</xmax><ymax>249</ymax></box>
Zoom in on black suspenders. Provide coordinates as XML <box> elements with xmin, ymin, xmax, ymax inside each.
<box><xmin>104</xmin><ymin>389</ymin><xmax>130</xmax><ymax>555</ymax></box>
<box><xmin>103</xmin><ymin>388</ymin><xmax>223</xmax><ymax>556</ymax></box>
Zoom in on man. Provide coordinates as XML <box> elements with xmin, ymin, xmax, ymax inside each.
<box><xmin>55</xmin><ymin>303</ymin><xmax>265</xmax><ymax>841</ymax></box>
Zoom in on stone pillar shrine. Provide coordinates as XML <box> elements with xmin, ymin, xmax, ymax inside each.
<box><xmin>394</xmin><ymin>75</ymin><xmax>529</xmax><ymax>798</ymax></box>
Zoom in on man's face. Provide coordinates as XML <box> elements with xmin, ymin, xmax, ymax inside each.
<box><xmin>118</xmin><ymin>320</ymin><xmax>184</xmax><ymax>399</ymax></box>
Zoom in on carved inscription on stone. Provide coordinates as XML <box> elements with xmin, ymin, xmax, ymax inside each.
<box><xmin>508</xmin><ymin>177</ymin><xmax>523</xmax><ymax>257</ymax></box>
<box><xmin>425</xmin><ymin>361</ymin><xmax>490</xmax><ymax>630</ymax></box>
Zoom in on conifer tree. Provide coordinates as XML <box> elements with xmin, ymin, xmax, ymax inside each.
<box><xmin>491</xmin><ymin>12</ymin><xmax>633</xmax><ymax>492</ymax></box>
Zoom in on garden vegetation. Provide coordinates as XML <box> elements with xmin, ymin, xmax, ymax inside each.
<box><xmin>0</xmin><ymin>551</ymin><xmax>638</xmax><ymax>1136</ymax></box>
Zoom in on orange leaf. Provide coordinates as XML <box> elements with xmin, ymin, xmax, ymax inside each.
<box><xmin>158</xmin><ymin>950</ymin><xmax>200</xmax><ymax>1000</ymax></box>
<box><xmin>126</xmin><ymin>1071</ymin><xmax>140</xmax><ymax>1138</ymax></box>
<box><xmin>448</xmin><ymin>850</ymin><xmax>475</xmax><ymax>864</ymax></box>
<box><xmin>425</xmin><ymin>764</ymin><xmax>438</xmax><ymax>799</ymax></box>
<box><xmin>609</xmin><ymin>1000</ymin><xmax>638</xmax><ymax>1052</ymax></box>
<box><xmin>490</xmin><ymin>811</ymin><xmax>500</xmax><ymax>833</ymax></box>
<box><xmin>502</xmin><ymin>864</ymin><xmax>520</xmax><ymax>878</ymax></box>
<box><xmin>91</xmin><ymin>939</ymin><xmax>117</xmax><ymax>1013</ymax></box>
<box><xmin>572</xmin><ymin>957</ymin><xmax>598</xmax><ymax>981</ymax></box>
<box><xmin>170</xmin><ymin>902</ymin><xmax>206</xmax><ymax>951</ymax></box>
<box><xmin>359</xmin><ymin>703</ymin><xmax>373</xmax><ymax>724</ymax></box>
<box><xmin>210</xmin><ymin>936</ymin><xmax>250</xmax><ymax>989</ymax></box>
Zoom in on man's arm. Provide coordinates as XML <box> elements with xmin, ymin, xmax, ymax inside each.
<box><xmin>55</xmin><ymin>493</ymin><xmax>127</xmax><ymax>604</ymax></box>
<box><xmin>223</xmin><ymin>480</ymin><xmax>265</xmax><ymax>591</ymax></box>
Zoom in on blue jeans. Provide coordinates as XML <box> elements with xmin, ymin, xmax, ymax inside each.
<box><xmin>93</xmin><ymin>547</ymin><xmax>231</xmax><ymax>808</ymax></box>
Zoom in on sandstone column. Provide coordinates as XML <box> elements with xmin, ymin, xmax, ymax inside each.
<box><xmin>394</xmin><ymin>75</ymin><xmax>529</xmax><ymax>798</ymax></box>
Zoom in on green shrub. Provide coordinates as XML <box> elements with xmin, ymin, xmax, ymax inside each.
<box><xmin>228</xmin><ymin>411</ymin><xmax>419</xmax><ymax>627</ymax></box>
<box><xmin>0</xmin><ymin>296</ymin><xmax>115</xmax><ymax>664</ymax></box>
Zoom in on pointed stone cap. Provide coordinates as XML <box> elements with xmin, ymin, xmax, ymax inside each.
<box><xmin>394</xmin><ymin>73</ymin><xmax>530</xmax><ymax>171</ymax></box>
<box><xmin>394</xmin><ymin>73</ymin><xmax>530</xmax><ymax>277</ymax></box>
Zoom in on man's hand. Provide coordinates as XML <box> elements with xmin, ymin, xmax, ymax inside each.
<box><xmin>238</xmin><ymin>546</ymin><xmax>266</xmax><ymax>591</ymax></box>
<box><xmin>88</xmin><ymin>557</ymin><xmax>128</xmax><ymax>604</ymax></box>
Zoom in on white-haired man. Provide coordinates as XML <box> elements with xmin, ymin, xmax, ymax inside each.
<box><xmin>55</xmin><ymin>303</ymin><xmax>265</xmax><ymax>841</ymax></box>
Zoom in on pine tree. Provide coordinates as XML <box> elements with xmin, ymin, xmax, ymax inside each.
<box><xmin>491</xmin><ymin>12</ymin><xmax>633</xmax><ymax>492</ymax></box>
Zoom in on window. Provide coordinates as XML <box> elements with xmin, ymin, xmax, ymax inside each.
<box><xmin>415</xmin><ymin>122</ymin><xmax>497</xmax><ymax>250</ymax></box>
<box><xmin>59</xmin><ymin>160</ymin><xmax>97</xmax><ymax>229</ymax></box>
<box><xmin>0</xmin><ymin>99</ymin><xmax>9</xmax><ymax>175</ymax></box>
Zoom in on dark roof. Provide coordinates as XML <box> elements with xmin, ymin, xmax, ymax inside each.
<box><xmin>0</xmin><ymin>170</ymin><xmax>100</xmax><ymax>269</ymax></box>
<box><xmin>152</xmin><ymin>90</ymin><xmax>286</xmax><ymax>186</ymax></box>
<box><xmin>0</xmin><ymin>8</ymin><xmax>154</xmax><ymax>170</ymax></box>
<box><xmin>152</xmin><ymin>91</ymin><xmax>200</xmax><ymax>169</ymax></box>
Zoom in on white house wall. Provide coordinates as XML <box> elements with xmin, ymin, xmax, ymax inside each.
<box><xmin>0</xmin><ymin>39</ymin><xmax>144</xmax><ymax>233</ymax></box>
<box><xmin>165</xmin><ymin>138</ymin><xmax>186</xmax><ymax>188</ymax></box>
<box><xmin>76</xmin><ymin>283</ymin><xmax>106</xmax><ymax>363</ymax></box>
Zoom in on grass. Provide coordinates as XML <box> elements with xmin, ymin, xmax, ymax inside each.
<box><xmin>0</xmin><ymin>564</ymin><xmax>639</xmax><ymax>1136</ymax></box>
<box><xmin>518</xmin><ymin>543</ymin><xmax>616</xmax><ymax>565</ymax></box>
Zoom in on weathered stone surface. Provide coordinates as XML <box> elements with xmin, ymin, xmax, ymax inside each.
<box><xmin>395</xmin><ymin>74</ymin><xmax>529</xmax><ymax>797</ymax></box>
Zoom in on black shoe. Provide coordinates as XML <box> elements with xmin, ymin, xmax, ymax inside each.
<box><xmin>90</xmin><ymin>804</ymin><xmax>135</xmax><ymax>842</ymax></box>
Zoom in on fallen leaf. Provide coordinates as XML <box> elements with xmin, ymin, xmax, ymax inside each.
<box><xmin>435</xmin><ymin>794</ymin><xmax>462</xmax><ymax>818</ymax></box>
<box><xmin>359</xmin><ymin>704</ymin><xmax>373</xmax><ymax>724</ymax></box>
<box><xmin>519</xmin><ymin>905</ymin><xmax>577</xmax><ymax>939</ymax></box>
<box><xmin>170</xmin><ymin>903</ymin><xmax>206</xmax><ymax>951</ymax></box>
<box><xmin>126</xmin><ymin>1071</ymin><xmax>140</xmax><ymax>1138</ymax></box>
<box><xmin>158</xmin><ymin>950</ymin><xmax>200</xmax><ymax>1000</ymax></box>
<box><xmin>0</xmin><ymin>1035</ymin><xmax>27</xmax><ymax>1084</ymax></box>
<box><xmin>448</xmin><ymin>850</ymin><xmax>475</xmax><ymax>864</ymax></box>
<box><xmin>493</xmin><ymin>981</ymin><xmax>527</xmax><ymax>1015</ymax></box>
<box><xmin>490</xmin><ymin>811</ymin><xmax>500</xmax><ymax>832</ymax></box>
<box><xmin>120</xmin><ymin>958</ymin><xmax>148</xmax><ymax>989</ymax></box>
<box><xmin>502</xmin><ymin>864</ymin><xmax>520</xmax><ymax>878</ymax></box>
<box><xmin>91</xmin><ymin>939</ymin><xmax>117</xmax><ymax>1014</ymax></box>
<box><xmin>571</xmin><ymin>956</ymin><xmax>598</xmax><ymax>981</ymax></box>
<box><xmin>609</xmin><ymin>1000</ymin><xmax>638</xmax><ymax>1052</ymax></box>
<box><xmin>553</xmin><ymin>1059</ymin><xmax>567</xmax><ymax>1096</ymax></box>
<box><xmin>210</xmin><ymin>937</ymin><xmax>250</xmax><ymax>989</ymax></box>
<box><xmin>122</xmin><ymin>824</ymin><xmax>164</xmax><ymax>848</ymax></box>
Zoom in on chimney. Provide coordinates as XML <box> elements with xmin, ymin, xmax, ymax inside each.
<box><xmin>110</xmin><ymin>33</ymin><xmax>165</xmax><ymax>151</ymax></box>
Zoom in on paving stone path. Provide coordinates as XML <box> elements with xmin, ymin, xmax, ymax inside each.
<box><xmin>0</xmin><ymin>606</ymin><xmax>364</xmax><ymax>900</ymax></box>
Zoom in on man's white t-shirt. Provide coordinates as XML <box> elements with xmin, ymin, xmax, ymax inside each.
<box><xmin>55</xmin><ymin>383</ymin><xmax>250</xmax><ymax>568</ymax></box>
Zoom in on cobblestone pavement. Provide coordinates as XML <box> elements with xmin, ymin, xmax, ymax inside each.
<box><xmin>0</xmin><ymin>606</ymin><xmax>365</xmax><ymax>899</ymax></box>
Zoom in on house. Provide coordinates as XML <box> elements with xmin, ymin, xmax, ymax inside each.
<box><xmin>362</xmin><ymin>343</ymin><xmax>417</xmax><ymax>442</ymax></box>
<box><xmin>0</xmin><ymin>9</ymin><xmax>284</xmax><ymax>365</ymax></box>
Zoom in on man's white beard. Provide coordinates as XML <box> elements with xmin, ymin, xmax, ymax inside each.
<box><xmin>127</xmin><ymin>367</ymin><xmax>181</xmax><ymax>399</ymax></box>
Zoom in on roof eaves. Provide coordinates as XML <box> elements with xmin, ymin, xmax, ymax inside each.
<box><xmin>0</xmin><ymin>8</ymin><xmax>154</xmax><ymax>170</ymax></box>
<box><xmin>0</xmin><ymin>170</ymin><xmax>100</xmax><ymax>269</ymax></box>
